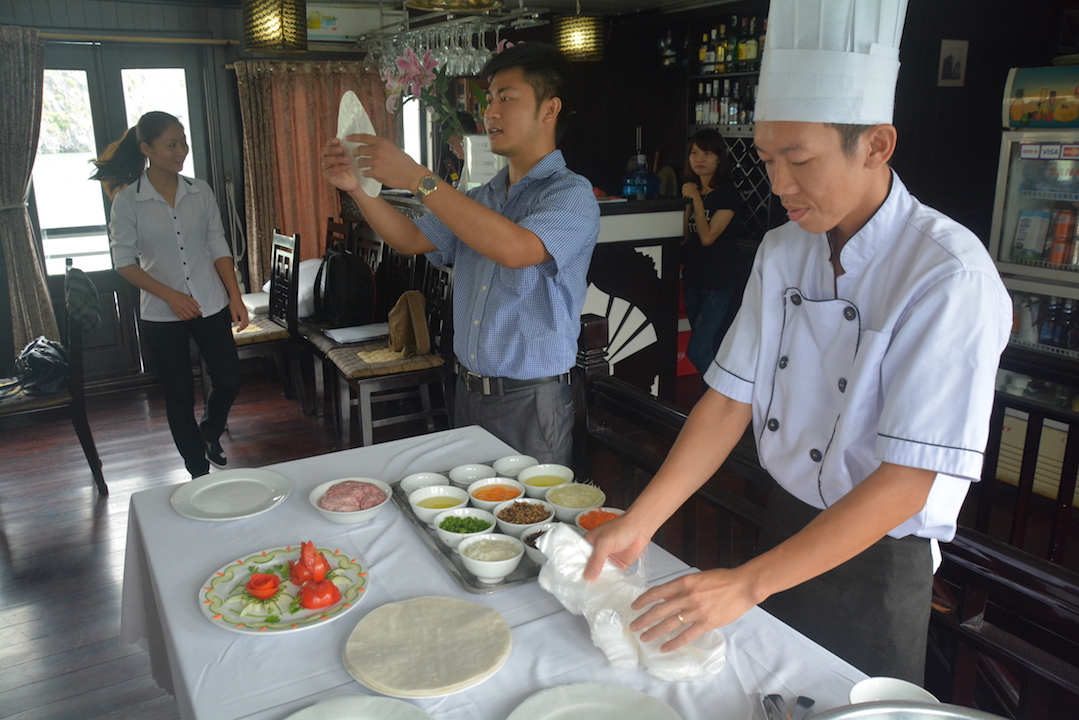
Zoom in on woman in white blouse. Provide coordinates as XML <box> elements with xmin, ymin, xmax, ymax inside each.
<box><xmin>92</xmin><ymin>111</ymin><xmax>248</xmax><ymax>478</ymax></box>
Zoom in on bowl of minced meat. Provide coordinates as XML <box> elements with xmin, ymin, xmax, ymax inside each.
<box><xmin>310</xmin><ymin>478</ymin><xmax>392</xmax><ymax>524</ymax></box>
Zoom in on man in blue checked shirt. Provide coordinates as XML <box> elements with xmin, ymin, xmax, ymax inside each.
<box><xmin>322</xmin><ymin>43</ymin><xmax>599</xmax><ymax>464</ymax></box>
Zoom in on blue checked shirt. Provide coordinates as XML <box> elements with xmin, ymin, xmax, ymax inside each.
<box><xmin>416</xmin><ymin>150</ymin><xmax>599</xmax><ymax>380</ymax></box>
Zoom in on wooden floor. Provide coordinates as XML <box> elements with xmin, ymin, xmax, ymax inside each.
<box><xmin>0</xmin><ymin>363</ymin><xmax>342</xmax><ymax>720</ymax></box>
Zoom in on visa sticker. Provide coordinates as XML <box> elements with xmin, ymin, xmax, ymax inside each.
<box><xmin>1020</xmin><ymin>144</ymin><xmax>1041</xmax><ymax>159</ymax></box>
<box><xmin>1040</xmin><ymin>144</ymin><xmax>1062</xmax><ymax>159</ymax></box>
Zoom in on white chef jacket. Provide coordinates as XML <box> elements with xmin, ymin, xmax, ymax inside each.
<box><xmin>704</xmin><ymin>171</ymin><xmax>1011</xmax><ymax>542</ymax></box>
<box><xmin>109</xmin><ymin>172</ymin><xmax>232</xmax><ymax>322</ymax></box>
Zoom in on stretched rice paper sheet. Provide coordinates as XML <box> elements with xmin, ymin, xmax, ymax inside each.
<box><xmin>337</xmin><ymin>90</ymin><xmax>382</xmax><ymax>197</ymax></box>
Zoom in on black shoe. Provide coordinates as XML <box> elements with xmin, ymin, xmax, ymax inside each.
<box><xmin>206</xmin><ymin>440</ymin><xmax>227</xmax><ymax>469</ymax></box>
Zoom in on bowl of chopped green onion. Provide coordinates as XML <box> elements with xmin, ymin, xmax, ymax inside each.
<box><xmin>433</xmin><ymin>507</ymin><xmax>497</xmax><ymax>552</ymax></box>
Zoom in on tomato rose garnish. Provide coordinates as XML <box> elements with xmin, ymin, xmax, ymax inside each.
<box><xmin>245</xmin><ymin>572</ymin><xmax>281</xmax><ymax>600</ymax></box>
<box><xmin>289</xmin><ymin>541</ymin><xmax>331</xmax><ymax>585</ymax></box>
<box><xmin>298</xmin><ymin>577</ymin><xmax>341</xmax><ymax>609</ymax></box>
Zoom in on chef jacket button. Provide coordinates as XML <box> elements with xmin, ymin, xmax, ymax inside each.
<box><xmin>791</xmin><ymin>294</ymin><xmax>802</xmax><ymax>306</ymax></box>
<box><xmin>843</xmin><ymin>307</ymin><xmax>856</xmax><ymax>321</ymax></box>
<box><xmin>767</xmin><ymin>418</ymin><xmax>779</xmax><ymax>432</ymax></box>
<box><xmin>778</xmin><ymin>356</ymin><xmax>788</xmax><ymax>369</ymax></box>
<box><xmin>809</xmin><ymin>448</ymin><xmax>823</xmax><ymax>462</ymax></box>
<box><xmin>838</xmin><ymin>378</ymin><xmax>847</xmax><ymax>392</ymax></box>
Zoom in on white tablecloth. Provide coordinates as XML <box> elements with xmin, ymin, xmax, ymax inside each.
<box><xmin>121</xmin><ymin>426</ymin><xmax>865</xmax><ymax>720</ymax></box>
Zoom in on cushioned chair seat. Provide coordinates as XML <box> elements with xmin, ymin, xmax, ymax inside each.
<box><xmin>327</xmin><ymin>342</ymin><xmax>444</xmax><ymax>380</ymax></box>
<box><xmin>233</xmin><ymin>315</ymin><xmax>289</xmax><ymax>346</ymax></box>
<box><xmin>297</xmin><ymin>318</ymin><xmax>344</xmax><ymax>356</ymax></box>
<box><xmin>0</xmin><ymin>387</ymin><xmax>74</xmax><ymax>412</ymax></box>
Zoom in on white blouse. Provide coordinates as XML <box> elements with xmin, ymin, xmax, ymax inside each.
<box><xmin>109</xmin><ymin>172</ymin><xmax>231</xmax><ymax>322</ymax></box>
<box><xmin>705</xmin><ymin>171</ymin><xmax>1011</xmax><ymax>542</ymax></box>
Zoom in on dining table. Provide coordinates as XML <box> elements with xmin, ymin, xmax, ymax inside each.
<box><xmin>120</xmin><ymin>425</ymin><xmax>866</xmax><ymax>720</ymax></box>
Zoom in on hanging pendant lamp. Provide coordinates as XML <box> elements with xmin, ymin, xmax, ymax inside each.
<box><xmin>404</xmin><ymin>0</ymin><xmax>503</xmax><ymax>12</ymax></box>
<box><xmin>243</xmin><ymin>0</ymin><xmax>308</xmax><ymax>52</ymax></box>
<box><xmin>554</xmin><ymin>1</ymin><xmax>603</xmax><ymax>62</ymax></box>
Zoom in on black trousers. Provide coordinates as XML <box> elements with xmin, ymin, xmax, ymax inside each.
<box><xmin>756</xmin><ymin>483</ymin><xmax>933</xmax><ymax>684</ymax></box>
<box><xmin>453</xmin><ymin>374</ymin><xmax>573</xmax><ymax>466</ymax></box>
<box><xmin>141</xmin><ymin>308</ymin><xmax>241</xmax><ymax>477</ymax></box>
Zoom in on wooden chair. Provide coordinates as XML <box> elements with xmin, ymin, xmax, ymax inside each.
<box><xmin>0</xmin><ymin>263</ymin><xmax>107</xmax><ymax>495</ymax></box>
<box><xmin>204</xmin><ymin>233</ymin><xmax>307</xmax><ymax>411</ymax></box>
<box><xmin>326</xmin><ymin>253</ymin><xmax>452</xmax><ymax>447</ymax></box>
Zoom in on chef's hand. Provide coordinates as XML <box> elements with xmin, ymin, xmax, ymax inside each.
<box><xmin>321</xmin><ymin>137</ymin><xmax>360</xmax><ymax>194</ymax></box>
<box><xmin>681</xmin><ymin>182</ymin><xmax>702</xmax><ymax>202</ymax></box>
<box><xmin>629</xmin><ymin>565</ymin><xmax>760</xmax><ymax>653</ymax></box>
<box><xmin>167</xmin><ymin>290</ymin><xmax>202</xmax><ymax>321</ymax></box>
<box><xmin>347</xmin><ymin>133</ymin><xmax>428</xmax><ymax>194</ymax></box>
<box><xmin>582</xmin><ymin>513</ymin><xmax>652</xmax><ymax>580</ymax></box>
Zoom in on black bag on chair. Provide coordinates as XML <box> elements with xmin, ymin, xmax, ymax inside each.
<box><xmin>14</xmin><ymin>336</ymin><xmax>69</xmax><ymax>396</ymax></box>
<box><xmin>313</xmin><ymin>241</ymin><xmax>377</xmax><ymax>328</ymax></box>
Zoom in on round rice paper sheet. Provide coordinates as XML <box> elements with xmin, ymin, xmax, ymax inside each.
<box><xmin>344</xmin><ymin>596</ymin><xmax>512</xmax><ymax>698</ymax></box>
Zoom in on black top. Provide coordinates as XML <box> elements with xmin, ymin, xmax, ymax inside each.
<box><xmin>682</xmin><ymin>181</ymin><xmax>742</xmax><ymax>290</ymax></box>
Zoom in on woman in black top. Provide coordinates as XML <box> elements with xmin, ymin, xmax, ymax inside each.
<box><xmin>681</xmin><ymin>129</ymin><xmax>742</xmax><ymax>376</ymax></box>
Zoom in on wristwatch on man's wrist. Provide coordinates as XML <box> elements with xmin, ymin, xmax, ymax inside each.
<box><xmin>415</xmin><ymin>174</ymin><xmax>440</xmax><ymax>201</ymax></box>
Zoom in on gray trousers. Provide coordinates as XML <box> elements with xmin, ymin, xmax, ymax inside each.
<box><xmin>453</xmin><ymin>374</ymin><xmax>573</xmax><ymax>466</ymax></box>
<box><xmin>756</xmin><ymin>483</ymin><xmax>933</xmax><ymax>684</ymax></box>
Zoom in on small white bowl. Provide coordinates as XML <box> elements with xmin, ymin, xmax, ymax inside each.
<box><xmin>458</xmin><ymin>534</ymin><xmax>524</xmax><ymax>584</ymax></box>
<box><xmin>492</xmin><ymin>498</ymin><xmax>556</xmax><ymax>538</ymax></box>
<box><xmin>545</xmin><ymin>482</ymin><xmax>606</xmax><ymax>523</ymax></box>
<box><xmin>575</xmin><ymin>506</ymin><xmax>625</xmax><ymax>532</ymax></box>
<box><xmin>849</xmin><ymin>677</ymin><xmax>939</xmax><ymax>705</ymax></box>
<box><xmin>518</xmin><ymin>463</ymin><xmax>574</xmax><ymax>499</ymax></box>
<box><xmin>521</xmin><ymin>521</ymin><xmax>559</xmax><ymax>566</ymax></box>
<box><xmin>467</xmin><ymin>477</ymin><xmax>526</xmax><ymax>512</ymax></box>
<box><xmin>407</xmin><ymin>484</ymin><xmax>469</xmax><ymax>527</ymax></box>
<box><xmin>399</xmin><ymin>472</ymin><xmax>449</xmax><ymax>496</ymax></box>
<box><xmin>432</xmin><ymin>507</ymin><xmax>497</xmax><ymax>551</ymax></box>
<box><xmin>309</xmin><ymin>478</ymin><xmax>392</xmax><ymax>525</ymax></box>
<box><xmin>492</xmin><ymin>454</ymin><xmax>538</xmax><ymax>478</ymax></box>
<box><xmin>448</xmin><ymin>463</ymin><xmax>496</xmax><ymax>488</ymax></box>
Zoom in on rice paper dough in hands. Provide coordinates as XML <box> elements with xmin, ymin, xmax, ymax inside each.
<box><xmin>336</xmin><ymin>90</ymin><xmax>382</xmax><ymax>198</ymax></box>
<box><xmin>537</xmin><ymin>524</ymin><xmax>726</xmax><ymax>681</ymax></box>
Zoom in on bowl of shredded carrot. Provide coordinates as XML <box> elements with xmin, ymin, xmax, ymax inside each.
<box><xmin>575</xmin><ymin>507</ymin><xmax>625</xmax><ymax>532</ymax></box>
<box><xmin>467</xmin><ymin>477</ymin><xmax>526</xmax><ymax>512</ymax></box>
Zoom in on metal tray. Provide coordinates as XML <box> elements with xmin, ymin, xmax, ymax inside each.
<box><xmin>390</xmin><ymin>478</ymin><xmax>542</xmax><ymax>594</ymax></box>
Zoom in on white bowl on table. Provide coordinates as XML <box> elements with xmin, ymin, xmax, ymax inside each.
<box><xmin>492</xmin><ymin>454</ymin><xmax>538</xmax><ymax>478</ymax></box>
<box><xmin>467</xmin><ymin>477</ymin><xmax>526</xmax><ymax>512</ymax></box>
<box><xmin>432</xmin><ymin>507</ymin><xmax>497</xmax><ymax>552</ymax></box>
<box><xmin>849</xmin><ymin>677</ymin><xmax>939</xmax><ymax>704</ymax></box>
<box><xmin>399</xmin><ymin>472</ymin><xmax>449</xmax><ymax>497</ymax></box>
<box><xmin>492</xmin><ymin>498</ymin><xmax>556</xmax><ymax>538</ymax></box>
<box><xmin>408</xmin><ymin>484</ymin><xmax>469</xmax><ymax>527</ymax></box>
<box><xmin>458</xmin><ymin>533</ymin><xmax>524</xmax><ymax>584</ymax></box>
<box><xmin>448</xmin><ymin>464</ymin><xmax>496</xmax><ymax>488</ymax></box>
<box><xmin>521</xmin><ymin>521</ymin><xmax>559</xmax><ymax>566</ymax></box>
<box><xmin>309</xmin><ymin>478</ymin><xmax>392</xmax><ymax>525</ymax></box>
<box><xmin>517</xmin><ymin>463</ymin><xmax>574</xmax><ymax>499</ymax></box>
<box><xmin>575</xmin><ymin>506</ymin><xmax>625</xmax><ymax>532</ymax></box>
<box><xmin>545</xmin><ymin>482</ymin><xmax>606</xmax><ymax>523</ymax></box>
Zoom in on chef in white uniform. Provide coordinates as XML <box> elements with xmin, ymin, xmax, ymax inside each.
<box><xmin>583</xmin><ymin>0</ymin><xmax>1011</xmax><ymax>683</ymax></box>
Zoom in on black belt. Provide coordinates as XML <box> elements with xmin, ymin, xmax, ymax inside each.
<box><xmin>455</xmin><ymin>362</ymin><xmax>567</xmax><ymax>396</ymax></box>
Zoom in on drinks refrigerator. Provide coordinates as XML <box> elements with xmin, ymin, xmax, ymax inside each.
<box><xmin>989</xmin><ymin>66</ymin><xmax>1079</xmax><ymax>371</ymax></box>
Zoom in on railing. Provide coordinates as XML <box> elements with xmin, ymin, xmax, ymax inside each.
<box><xmin>571</xmin><ymin>313</ymin><xmax>1079</xmax><ymax>719</ymax></box>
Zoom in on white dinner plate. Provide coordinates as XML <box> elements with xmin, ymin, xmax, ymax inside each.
<box><xmin>171</xmin><ymin>468</ymin><xmax>291</xmax><ymax>520</ymax></box>
<box><xmin>198</xmin><ymin>544</ymin><xmax>368</xmax><ymax>634</ymax></box>
<box><xmin>283</xmin><ymin>694</ymin><xmax>433</xmax><ymax>720</ymax></box>
<box><xmin>506</xmin><ymin>683</ymin><xmax>682</xmax><ymax>720</ymax></box>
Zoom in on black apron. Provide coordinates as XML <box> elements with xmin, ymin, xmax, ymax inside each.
<box><xmin>756</xmin><ymin>483</ymin><xmax>933</xmax><ymax>684</ymax></box>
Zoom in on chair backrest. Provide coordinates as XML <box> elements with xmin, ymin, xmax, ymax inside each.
<box><xmin>417</xmin><ymin>255</ymin><xmax>453</xmax><ymax>358</ymax></box>
<box><xmin>63</xmin><ymin>261</ymin><xmax>95</xmax><ymax>405</ymax></box>
<box><xmin>269</xmin><ymin>232</ymin><xmax>299</xmax><ymax>335</ymax></box>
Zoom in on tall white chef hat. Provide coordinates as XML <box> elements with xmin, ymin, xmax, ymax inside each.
<box><xmin>755</xmin><ymin>0</ymin><xmax>909</xmax><ymax>125</ymax></box>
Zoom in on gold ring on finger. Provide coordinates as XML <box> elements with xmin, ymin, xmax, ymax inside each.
<box><xmin>677</xmin><ymin>613</ymin><xmax>686</xmax><ymax>625</ymax></box>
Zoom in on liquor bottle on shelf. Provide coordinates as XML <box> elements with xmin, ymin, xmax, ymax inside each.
<box><xmin>1056</xmin><ymin>299</ymin><xmax>1076</xmax><ymax>347</ymax></box>
<box><xmin>759</xmin><ymin>17</ymin><xmax>767</xmax><ymax>62</ymax></box>
<box><xmin>1040</xmin><ymin>296</ymin><xmax>1061</xmax><ymax>345</ymax></box>
<box><xmin>695</xmin><ymin>82</ymin><xmax>705</xmax><ymax>125</ymax></box>
<box><xmin>704</xmin><ymin>29</ymin><xmax>717</xmax><ymax>73</ymax></box>
<box><xmin>726</xmin><ymin>18</ymin><xmax>738</xmax><ymax>71</ymax></box>
<box><xmin>715</xmin><ymin>24</ymin><xmax>727</xmax><ymax>74</ymax></box>
<box><xmin>713</xmin><ymin>80</ymin><xmax>721</xmax><ymax>124</ymax></box>
<box><xmin>698</xmin><ymin>33</ymin><xmax>709</xmax><ymax>69</ymax></box>
<box><xmin>745</xmin><ymin>18</ymin><xmax>759</xmax><ymax>70</ymax></box>
<box><xmin>729</xmin><ymin>81</ymin><xmax>741</xmax><ymax>125</ymax></box>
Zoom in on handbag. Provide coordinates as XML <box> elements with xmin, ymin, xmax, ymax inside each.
<box><xmin>13</xmin><ymin>336</ymin><xmax>69</xmax><ymax>396</ymax></box>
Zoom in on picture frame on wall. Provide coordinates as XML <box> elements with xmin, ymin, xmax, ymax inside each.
<box><xmin>938</xmin><ymin>39</ymin><xmax>968</xmax><ymax>87</ymax></box>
